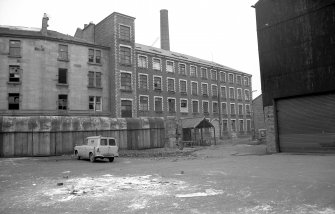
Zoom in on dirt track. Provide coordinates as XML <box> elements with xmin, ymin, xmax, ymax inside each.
<box><xmin>1</xmin><ymin>143</ymin><xmax>335</xmax><ymax>214</ymax></box>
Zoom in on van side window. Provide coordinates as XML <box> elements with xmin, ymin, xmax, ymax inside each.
<box><xmin>109</xmin><ymin>139</ymin><xmax>116</xmax><ymax>146</ymax></box>
<box><xmin>101</xmin><ymin>139</ymin><xmax>107</xmax><ymax>146</ymax></box>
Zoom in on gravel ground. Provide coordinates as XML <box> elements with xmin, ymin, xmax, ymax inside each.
<box><xmin>1</xmin><ymin>141</ymin><xmax>334</xmax><ymax>214</ymax></box>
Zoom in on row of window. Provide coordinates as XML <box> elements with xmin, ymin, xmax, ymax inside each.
<box><xmin>137</xmin><ymin>55</ymin><xmax>251</xmax><ymax>85</ymax></box>
<box><xmin>139</xmin><ymin>95</ymin><xmax>251</xmax><ymax>115</ymax></box>
<box><xmin>138</xmin><ymin>74</ymin><xmax>251</xmax><ymax>100</ymax></box>
<box><xmin>222</xmin><ymin>119</ymin><xmax>252</xmax><ymax>133</ymax></box>
<box><xmin>8</xmin><ymin>40</ymin><xmax>102</xmax><ymax>64</ymax></box>
<box><xmin>7</xmin><ymin>93</ymin><xmax>102</xmax><ymax>111</ymax></box>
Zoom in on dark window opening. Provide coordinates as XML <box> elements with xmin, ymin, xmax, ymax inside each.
<box><xmin>58</xmin><ymin>68</ymin><xmax>67</xmax><ymax>84</ymax></box>
<box><xmin>9</xmin><ymin>65</ymin><xmax>21</xmax><ymax>82</ymax></box>
<box><xmin>58</xmin><ymin>94</ymin><xmax>68</xmax><ymax>110</ymax></box>
<box><xmin>8</xmin><ymin>93</ymin><xmax>20</xmax><ymax>110</ymax></box>
<box><xmin>121</xmin><ymin>100</ymin><xmax>132</xmax><ymax>118</ymax></box>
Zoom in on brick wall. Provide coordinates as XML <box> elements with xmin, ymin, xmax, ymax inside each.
<box><xmin>264</xmin><ymin>105</ymin><xmax>278</xmax><ymax>153</ymax></box>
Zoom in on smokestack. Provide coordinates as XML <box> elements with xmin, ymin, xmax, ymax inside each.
<box><xmin>160</xmin><ymin>9</ymin><xmax>170</xmax><ymax>51</ymax></box>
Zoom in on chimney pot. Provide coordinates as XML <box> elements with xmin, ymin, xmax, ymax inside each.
<box><xmin>41</xmin><ymin>13</ymin><xmax>49</xmax><ymax>36</ymax></box>
<box><xmin>160</xmin><ymin>9</ymin><xmax>170</xmax><ymax>51</ymax></box>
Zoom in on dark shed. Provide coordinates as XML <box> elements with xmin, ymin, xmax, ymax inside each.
<box><xmin>181</xmin><ymin>117</ymin><xmax>215</xmax><ymax>146</ymax></box>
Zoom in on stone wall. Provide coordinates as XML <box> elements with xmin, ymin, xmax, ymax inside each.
<box><xmin>264</xmin><ymin>105</ymin><xmax>278</xmax><ymax>153</ymax></box>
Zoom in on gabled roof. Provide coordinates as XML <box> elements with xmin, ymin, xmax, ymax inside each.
<box><xmin>181</xmin><ymin>117</ymin><xmax>214</xmax><ymax>129</ymax></box>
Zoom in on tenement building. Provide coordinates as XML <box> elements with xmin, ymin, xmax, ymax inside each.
<box><xmin>0</xmin><ymin>10</ymin><xmax>253</xmax><ymax>137</ymax></box>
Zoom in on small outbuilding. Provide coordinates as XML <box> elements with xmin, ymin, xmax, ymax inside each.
<box><xmin>181</xmin><ymin>117</ymin><xmax>215</xmax><ymax>146</ymax></box>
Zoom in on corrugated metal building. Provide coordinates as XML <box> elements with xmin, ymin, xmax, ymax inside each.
<box><xmin>254</xmin><ymin>0</ymin><xmax>335</xmax><ymax>153</ymax></box>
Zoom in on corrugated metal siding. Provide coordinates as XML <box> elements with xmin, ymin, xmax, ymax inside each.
<box><xmin>277</xmin><ymin>93</ymin><xmax>335</xmax><ymax>152</ymax></box>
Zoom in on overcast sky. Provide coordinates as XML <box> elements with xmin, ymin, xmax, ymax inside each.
<box><xmin>0</xmin><ymin>0</ymin><xmax>261</xmax><ymax>97</ymax></box>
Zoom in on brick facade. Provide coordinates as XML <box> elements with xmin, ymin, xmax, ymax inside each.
<box><xmin>0</xmin><ymin>11</ymin><xmax>253</xmax><ymax>138</ymax></box>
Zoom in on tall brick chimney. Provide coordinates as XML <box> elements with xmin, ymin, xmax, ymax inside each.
<box><xmin>160</xmin><ymin>9</ymin><xmax>170</xmax><ymax>51</ymax></box>
<box><xmin>41</xmin><ymin>13</ymin><xmax>49</xmax><ymax>36</ymax></box>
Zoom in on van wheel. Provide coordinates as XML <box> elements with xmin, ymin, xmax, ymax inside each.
<box><xmin>89</xmin><ymin>153</ymin><xmax>95</xmax><ymax>162</ymax></box>
<box><xmin>75</xmin><ymin>151</ymin><xmax>80</xmax><ymax>160</ymax></box>
<box><xmin>109</xmin><ymin>157</ymin><xmax>114</xmax><ymax>162</ymax></box>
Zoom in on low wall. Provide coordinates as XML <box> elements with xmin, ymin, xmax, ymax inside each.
<box><xmin>0</xmin><ymin>116</ymin><xmax>165</xmax><ymax>157</ymax></box>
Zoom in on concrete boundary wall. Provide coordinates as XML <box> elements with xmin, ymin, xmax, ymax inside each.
<box><xmin>0</xmin><ymin>116</ymin><xmax>165</xmax><ymax>157</ymax></box>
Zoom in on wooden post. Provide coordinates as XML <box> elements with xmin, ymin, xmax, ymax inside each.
<box><xmin>213</xmin><ymin>127</ymin><xmax>216</xmax><ymax>145</ymax></box>
<box><xmin>201</xmin><ymin>128</ymin><xmax>203</xmax><ymax>145</ymax></box>
<box><xmin>194</xmin><ymin>128</ymin><xmax>197</xmax><ymax>147</ymax></box>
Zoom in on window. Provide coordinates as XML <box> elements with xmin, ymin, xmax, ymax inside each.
<box><xmin>153</xmin><ymin>76</ymin><xmax>162</xmax><ymax>90</ymax></box>
<box><xmin>237</xmin><ymin>88</ymin><xmax>242</xmax><ymax>100</ymax></box>
<box><xmin>201</xmin><ymin>68</ymin><xmax>207</xmax><ymax>79</ymax></box>
<box><xmin>9</xmin><ymin>65</ymin><xmax>21</xmax><ymax>82</ymax></box>
<box><xmin>138</xmin><ymin>55</ymin><xmax>147</xmax><ymax>68</ymax></box>
<box><xmin>88</xmin><ymin>71</ymin><xmax>102</xmax><ymax>88</ymax></box>
<box><xmin>121</xmin><ymin>100</ymin><xmax>132</xmax><ymax>118</ymax></box>
<box><xmin>192</xmin><ymin>100</ymin><xmax>199</xmax><ymax>113</ymax></box>
<box><xmin>88</xmin><ymin>49</ymin><xmax>101</xmax><ymax>63</ymax></box>
<box><xmin>138</xmin><ymin>74</ymin><xmax>148</xmax><ymax>90</ymax></box>
<box><xmin>247</xmin><ymin>119</ymin><xmax>251</xmax><ymax>132</ymax></box>
<box><xmin>58</xmin><ymin>94</ymin><xmax>68</xmax><ymax>110</ymax></box>
<box><xmin>220</xmin><ymin>86</ymin><xmax>226</xmax><ymax>98</ymax></box>
<box><xmin>167</xmin><ymin>78</ymin><xmax>175</xmax><ymax>92</ymax></box>
<box><xmin>167</xmin><ymin>98</ymin><xmax>176</xmax><ymax>112</ymax></box>
<box><xmin>191</xmin><ymin>82</ymin><xmax>198</xmax><ymax>95</ymax></box>
<box><xmin>9</xmin><ymin>40</ymin><xmax>21</xmax><ymax>57</ymax></box>
<box><xmin>245</xmin><ymin>104</ymin><xmax>251</xmax><ymax>115</ymax></box>
<box><xmin>236</xmin><ymin>75</ymin><xmax>242</xmax><ymax>85</ymax></box>
<box><xmin>119</xmin><ymin>25</ymin><xmax>131</xmax><ymax>40</ymax></box>
<box><xmin>203</xmin><ymin>101</ymin><xmax>209</xmax><ymax>114</ymax></box>
<box><xmin>58</xmin><ymin>44</ymin><xmax>68</xmax><ymax>61</ymax></box>
<box><xmin>166</xmin><ymin>60</ymin><xmax>174</xmax><ymax>72</ymax></box>
<box><xmin>153</xmin><ymin>58</ymin><xmax>161</xmax><ymax>70</ymax></box>
<box><xmin>239</xmin><ymin>120</ymin><xmax>244</xmax><ymax>132</ymax></box>
<box><xmin>139</xmin><ymin>96</ymin><xmax>149</xmax><ymax>111</ymax></box>
<box><xmin>230</xmin><ymin>103</ymin><xmax>236</xmax><ymax>115</ymax></box>
<box><xmin>89</xmin><ymin>96</ymin><xmax>102</xmax><ymax>111</ymax></box>
<box><xmin>180</xmin><ymin>80</ymin><xmax>187</xmax><ymax>94</ymax></box>
<box><xmin>8</xmin><ymin>93</ymin><xmax>20</xmax><ymax>110</ymax></box>
<box><xmin>179</xmin><ymin>63</ymin><xmax>186</xmax><ymax>75</ymax></box>
<box><xmin>220</xmin><ymin>72</ymin><xmax>226</xmax><ymax>82</ymax></box>
<box><xmin>211</xmin><ymin>70</ymin><xmax>217</xmax><ymax>81</ymax></box>
<box><xmin>212</xmin><ymin>85</ymin><xmax>218</xmax><ymax>97</ymax></box>
<box><xmin>229</xmin><ymin>87</ymin><xmax>235</xmax><ymax>99</ymax></box>
<box><xmin>222</xmin><ymin>119</ymin><xmax>228</xmax><ymax>132</ymax></box>
<box><xmin>244</xmin><ymin>76</ymin><xmax>250</xmax><ymax>86</ymax></box>
<box><xmin>121</xmin><ymin>72</ymin><xmax>132</xmax><ymax>91</ymax></box>
<box><xmin>202</xmin><ymin>83</ymin><xmax>208</xmax><ymax>96</ymax></box>
<box><xmin>154</xmin><ymin>97</ymin><xmax>163</xmax><ymax>112</ymax></box>
<box><xmin>212</xmin><ymin>102</ymin><xmax>218</xmax><ymax>114</ymax></box>
<box><xmin>238</xmin><ymin>104</ymin><xmax>243</xmax><ymax>115</ymax></box>
<box><xmin>120</xmin><ymin>46</ymin><xmax>131</xmax><ymax>65</ymax></box>
<box><xmin>190</xmin><ymin>66</ymin><xmax>197</xmax><ymax>77</ymax></box>
<box><xmin>58</xmin><ymin>68</ymin><xmax>67</xmax><ymax>84</ymax></box>
<box><xmin>180</xmin><ymin>99</ymin><xmax>188</xmax><ymax>113</ymax></box>
<box><xmin>244</xmin><ymin>90</ymin><xmax>250</xmax><ymax>101</ymax></box>
<box><xmin>228</xmin><ymin>73</ymin><xmax>234</xmax><ymax>83</ymax></box>
<box><xmin>231</xmin><ymin>119</ymin><xmax>236</xmax><ymax>132</ymax></box>
<box><xmin>221</xmin><ymin>102</ymin><xmax>227</xmax><ymax>114</ymax></box>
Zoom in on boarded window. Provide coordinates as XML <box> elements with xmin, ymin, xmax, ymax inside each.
<box><xmin>58</xmin><ymin>68</ymin><xmax>67</xmax><ymax>84</ymax></box>
<box><xmin>166</xmin><ymin>61</ymin><xmax>174</xmax><ymax>72</ymax></box>
<box><xmin>120</xmin><ymin>25</ymin><xmax>131</xmax><ymax>40</ymax></box>
<box><xmin>9</xmin><ymin>40</ymin><xmax>21</xmax><ymax>57</ymax></box>
<box><xmin>121</xmin><ymin>100</ymin><xmax>132</xmax><ymax>118</ymax></box>
<box><xmin>192</xmin><ymin>100</ymin><xmax>199</xmax><ymax>113</ymax></box>
<box><xmin>8</xmin><ymin>93</ymin><xmax>20</xmax><ymax>110</ymax></box>
<box><xmin>168</xmin><ymin>98</ymin><xmax>176</xmax><ymax>112</ymax></box>
<box><xmin>180</xmin><ymin>80</ymin><xmax>187</xmax><ymax>93</ymax></box>
<box><xmin>154</xmin><ymin>97</ymin><xmax>163</xmax><ymax>112</ymax></box>
<box><xmin>58</xmin><ymin>44</ymin><xmax>68</xmax><ymax>60</ymax></box>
